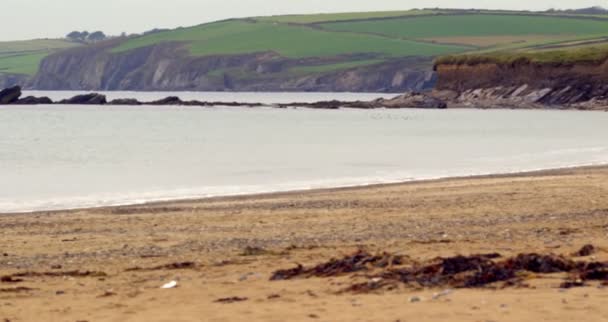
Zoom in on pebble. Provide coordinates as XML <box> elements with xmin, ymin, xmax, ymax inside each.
<box><xmin>409</xmin><ymin>296</ymin><xmax>421</xmax><ymax>303</ymax></box>
<box><xmin>432</xmin><ymin>289</ymin><xmax>453</xmax><ymax>300</ymax></box>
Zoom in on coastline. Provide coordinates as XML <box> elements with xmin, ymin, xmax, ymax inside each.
<box><xmin>2</xmin><ymin>163</ymin><xmax>608</xmax><ymax>321</ymax></box>
<box><xmin>4</xmin><ymin>163</ymin><xmax>608</xmax><ymax>216</ymax></box>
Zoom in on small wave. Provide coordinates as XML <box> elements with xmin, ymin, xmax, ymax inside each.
<box><xmin>2</xmin><ymin>160</ymin><xmax>607</xmax><ymax>214</ymax></box>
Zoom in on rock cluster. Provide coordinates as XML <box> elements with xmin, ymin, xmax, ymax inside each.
<box><xmin>0</xmin><ymin>85</ymin><xmax>448</xmax><ymax>109</ymax></box>
<box><xmin>434</xmin><ymin>61</ymin><xmax>608</xmax><ymax>110</ymax></box>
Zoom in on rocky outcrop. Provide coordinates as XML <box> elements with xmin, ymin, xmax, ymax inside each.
<box><xmin>29</xmin><ymin>39</ymin><xmax>435</xmax><ymax>92</ymax></box>
<box><xmin>0</xmin><ymin>86</ymin><xmax>22</xmax><ymax>104</ymax></box>
<box><xmin>58</xmin><ymin>93</ymin><xmax>107</xmax><ymax>105</ymax></box>
<box><xmin>376</xmin><ymin>92</ymin><xmax>446</xmax><ymax>109</ymax></box>
<box><xmin>276</xmin><ymin>92</ymin><xmax>446</xmax><ymax>109</ymax></box>
<box><xmin>15</xmin><ymin>96</ymin><xmax>53</xmax><ymax>105</ymax></box>
<box><xmin>433</xmin><ymin>61</ymin><xmax>608</xmax><ymax>110</ymax></box>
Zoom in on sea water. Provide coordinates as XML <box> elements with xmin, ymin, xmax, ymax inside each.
<box><xmin>1</xmin><ymin>91</ymin><xmax>607</xmax><ymax>213</ymax></box>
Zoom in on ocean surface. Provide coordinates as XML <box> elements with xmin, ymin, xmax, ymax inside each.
<box><xmin>1</xmin><ymin>91</ymin><xmax>608</xmax><ymax>213</ymax></box>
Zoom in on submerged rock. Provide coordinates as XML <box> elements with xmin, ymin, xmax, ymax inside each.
<box><xmin>108</xmin><ymin>98</ymin><xmax>142</xmax><ymax>105</ymax></box>
<box><xmin>0</xmin><ymin>85</ymin><xmax>22</xmax><ymax>104</ymax></box>
<box><xmin>148</xmin><ymin>96</ymin><xmax>183</xmax><ymax>105</ymax></box>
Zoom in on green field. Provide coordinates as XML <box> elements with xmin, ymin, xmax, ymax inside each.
<box><xmin>0</xmin><ymin>53</ymin><xmax>49</xmax><ymax>75</ymax></box>
<box><xmin>110</xmin><ymin>10</ymin><xmax>608</xmax><ymax>76</ymax></box>
<box><xmin>112</xmin><ymin>20</ymin><xmax>471</xmax><ymax>58</ymax></box>
<box><xmin>436</xmin><ymin>42</ymin><xmax>608</xmax><ymax>65</ymax></box>
<box><xmin>320</xmin><ymin>14</ymin><xmax>608</xmax><ymax>38</ymax></box>
<box><xmin>255</xmin><ymin>9</ymin><xmax>440</xmax><ymax>24</ymax></box>
<box><xmin>0</xmin><ymin>39</ymin><xmax>79</xmax><ymax>75</ymax></box>
<box><xmin>6</xmin><ymin>10</ymin><xmax>608</xmax><ymax>77</ymax></box>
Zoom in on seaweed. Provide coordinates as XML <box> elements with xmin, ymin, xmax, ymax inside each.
<box><xmin>271</xmin><ymin>247</ymin><xmax>608</xmax><ymax>293</ymax></box>
<box><xmin>270</xmin><ymin>250</ymin><xmax>403</xmax><ymax>281</ymax></box>
<box><xmin>125</xmin><ymin>262</ymin><xmax>197</xmax><ymax>272</ymax></box>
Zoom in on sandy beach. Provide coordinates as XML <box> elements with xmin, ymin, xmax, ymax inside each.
<box><xmin>1</xmin><ymin>165</ymin><xmax>608</xmax><ymax>322</ymax></box>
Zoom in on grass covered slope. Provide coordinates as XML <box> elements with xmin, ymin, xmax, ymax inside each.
<box><xmin>436</xmin><ymin>42</ymin><xmax>608</xmax><ymax>66</ymax></box>
<box><xmin>321</xmin><ymin>14</ymin><xmax>608</xmax><ymax>38</ymax></box>
<box><xmin>9</xmin><ymin>9</ymin><xmax>608</xmax><ymax>80</ymax></box>
<box><xmin>112</xmin><ymin>20</ymin><xmax>470</xmax><ymax>58</ymax></box>
<box><xmin>109</xmin><ymin>10</ymin><xmax>608</xmax><ymax>75</ymax></box>
<box><xmin>0</xmin><ymin>39</ymin><xmax>79</xmax><ymax>75</ymax></box>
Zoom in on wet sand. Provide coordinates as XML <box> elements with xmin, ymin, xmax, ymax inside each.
<box><xmin>1</xmin><ymin>165</ymin><xmax>608</xmax><ymax>322</ymax></box>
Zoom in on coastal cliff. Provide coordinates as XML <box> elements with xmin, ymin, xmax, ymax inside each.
<box><xmin>433</xmin><ymin>59</ymin><xmax>608</xmax><ymax>109</ymax></box>
<box><xmin>28</xmin><ymin>39</ymin><xmax>436</xmax><ymax>93</ymax></box>
<box><xmin>0</xmin><ymin>73</ymin><xmax>28</xmax><ymax>89</ymax></box>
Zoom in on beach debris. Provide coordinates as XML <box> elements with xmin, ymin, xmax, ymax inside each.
<box><xmin>432</xmin><ymin>289</ymin><xmax>453</xmax><ymax>300</ymax></box>
<box><xmin>214</xmin><ymin>296</ymin><xmax>248</xmax><ymax>303</ymax></box>
<box><xmin>160</xmin><ymin>281</ymin><xmax>178</xmax><ymax>289</ymax></box>
<box><xmin>3</xmin><ymin>271</ymin><xmax>107</xmax><ymax>279</ymax></box>
<box><xmin>409</xmin><ymin>296</ymin><xmax>422</xmax><ymax>303</ymax></box>
<box><xmin>239</xmin><ymin>272</ymin><xmax>262</xmax><ymax>281</ymax></box>
<box><xmin>572</xmin><ymin>244</ymin><xmax>596</xmax><ymax>257</ymax></box>
<box><xmin>97</xmin><ymin>290</ymin><xmax>117</xmax><ymax>298</ymax></box>
<box><xmin>560</xmin><ymin>279</ymin><xmax>585</xmax><ymax>289</ymax></box>
<box><xmin>270</xmin><ymin>250</ymin><xmax>403</xmax><ymax>280</ymax></box>
<box><xmin>0</xmin><ymin>287</ymin><xmax>37</xmax><ymax>293</ymax></box>
<box><xmin>126</xmin><ymin>261</ymin><xmax>196</xmax><ymax>272</ymax></box>
<box><xmin>270</xmin><ymin>248</ymin><xmax>608</xmax><ymax>293</ymax></box>
<box><xmin>240</xmin><ymin>246</ymin><xmax>272</xmax><ymax>256</ymax></box>
<box><xmin>0</xmin><ymin>276</ymin><xmax>23</xmax><ymax>283</ymax></box>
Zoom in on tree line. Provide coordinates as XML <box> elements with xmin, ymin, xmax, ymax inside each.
<box><xmin>65</xmin><ymin>31</ymin><xmax>108</xmax><ymax>43</ymax></box>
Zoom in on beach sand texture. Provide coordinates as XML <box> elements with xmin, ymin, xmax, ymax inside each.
<box><xmin>1</xmin><ymin>166</ymin><xmax>608</xmax><ymax>322</ymax></box>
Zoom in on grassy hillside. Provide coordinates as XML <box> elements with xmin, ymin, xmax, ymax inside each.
<box><xmin>7</xmin><ymin>9</ymin><xmax>608</xmax><ymax>77</ymax></box>
<box><xmin>112</xmin><ymin>20</ymin><xmax>470</xmax><ymax>58</ymax></box>
<box><xmin>106</xmin><ymin>10</ymin><xmax>608</xmax><ymax>78</ymax></box>
<box><xmin>436</xmin><ymin>42</ymin><xmax>608</xmax><ymax>65</ymax></box>
<box><xmin>0</xmin><ymin>39</ymin><xmax>79</xmax><ymax>75</ymax></box>
<box><xmin>255</xmin><ymin>9</ymin><xmax>440</xmax><ymax>24</ymax></box>
<box><xmin>321</xmin><ymin>14</ymin><xmax>608</xmax><ymax>48</ymax></box>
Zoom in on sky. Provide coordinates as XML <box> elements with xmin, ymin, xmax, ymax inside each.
<box><xmin>0</xmin><ymin>0</ymin><xmax>606</xmax><ymax>41</ymax></box>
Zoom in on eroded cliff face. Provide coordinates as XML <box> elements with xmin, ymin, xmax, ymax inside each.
<box><xmin>433</xmin><ymin>61</ymin><xmax>608</xmax><ymax>109</ymax></box>
<box><xmin>29</xmin><ymin>39</ymin><xmax>436</xmax><ymax>92</ymax></box>
<box><xmin>0</xmin><ymin>74</ymin><xmax>28</xmax><ymax>89</ymax></box>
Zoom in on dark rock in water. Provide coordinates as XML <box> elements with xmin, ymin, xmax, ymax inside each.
<box><xmin>108</xmin><ymin>98</ymin><xmax>142</xmax><ymax>105</ymax></box>
<box><xmin>377</xmin><ymin>92</ymin><xmax>447</xmax><ymax>109</ymax></box>
<box><xmin>59</xmin><ymin>93</ymin><xmax>107</xmax><ymax>105</ymax></box>
<box><xmin>278</xmin><ymin>100</ymin><xmax>374</xmax><ymax>109</ymax></box>
<box><xmin>309</xmin><ymin>100</ymin><xmax>342</xmax><ymax>109</ymax></box>
<box><xmin>148</xmin><ymin>96</ymin><xmax>183</xmax><ymax>105</ymax></box>
<box><xmin>15</xmin><ymin>96</ymin><xmax>53</xmax><ymax>105</ymax></box>
<box><xmin>0</xmin><ymin>86</ymin><xmax>22</xmax><ymax>104</ymax></box>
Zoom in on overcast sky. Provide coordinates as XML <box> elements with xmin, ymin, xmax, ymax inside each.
<box><xmin>0</xmin><ymin>0</ymin><xmax>606</xmax><ymax>41</ymax></box>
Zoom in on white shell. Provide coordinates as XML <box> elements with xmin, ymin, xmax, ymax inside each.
<box><xmin>161</xmin><ymin>280</ymin><xmax>178</xmax><ymax>289</ymax></box>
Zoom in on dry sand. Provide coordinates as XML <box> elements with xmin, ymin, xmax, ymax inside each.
<box><xmin>1</xmin><ymin>166</ymin><xmax>608</xmax><ymax>322</ymax></box>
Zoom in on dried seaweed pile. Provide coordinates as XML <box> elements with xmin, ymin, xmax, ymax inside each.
<box><xmin>271</xmin><ymin>247</ymin><xmax>608</xmax><ymax>293</ymax></box>
<box><xmin>270</xmin><ymin>250</ymin><xmax>403</xmax><ymax>280</ymax></box>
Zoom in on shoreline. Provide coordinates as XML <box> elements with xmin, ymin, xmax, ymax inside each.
<box><xmin>2</xmin><ymin>161</ymin><xmax>608</xmax><ymax>321</ymax></box>
<box><xmin>5</xmin><ymin>162</ymin><xmax>607</xmax><ymax>216</ymax></box>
